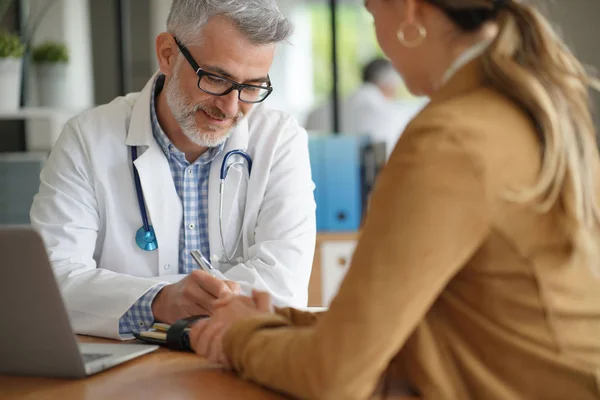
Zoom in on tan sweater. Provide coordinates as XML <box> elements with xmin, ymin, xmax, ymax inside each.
<box><xmin>223</xmin><ymin>60</ymin><xmax>600</xmax><ymax>400</ymax></box>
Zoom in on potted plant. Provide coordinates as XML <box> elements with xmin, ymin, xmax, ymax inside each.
<box><xmin>32</xmin><ymin>41</ymin><xmax>69</xmax><ymax>108</ymax></box>
<box><xmin>0</xmin><ymin>31</ymin><xmax>25</xmax><ymax>111</ymax></box>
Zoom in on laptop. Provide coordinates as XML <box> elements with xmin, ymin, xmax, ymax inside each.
<box><xmin>0</xmin><ymin>227</ymin><xmax>159</xmax><ymax>378</ymax></box>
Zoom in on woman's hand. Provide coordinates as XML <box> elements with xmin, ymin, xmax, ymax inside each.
<box><xmin>189</xmin><ymin>290</ymin><xmax>273</xmax><ymax>368</ymax></box>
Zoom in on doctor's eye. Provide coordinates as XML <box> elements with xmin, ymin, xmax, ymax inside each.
<box><xmin>205</xmin><ymin>75</ymin><xmax>227</xmax><ymax>84</ymax></box>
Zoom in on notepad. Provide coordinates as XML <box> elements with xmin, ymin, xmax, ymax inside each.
<box><xmin>134</xmin><ymin>323</ymin><xmax>193</xmax><ymax>343</ymax></box>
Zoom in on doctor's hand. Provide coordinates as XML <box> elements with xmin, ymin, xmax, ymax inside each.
<box><xmin>189</xmin><ymin>290</ymin><xmax>274</xmax><ymax>368</ymax></box>
<box><xmin>151</xmin><ymin>270</ymin><xmax>241</xmax><ymax>324</ymax></box>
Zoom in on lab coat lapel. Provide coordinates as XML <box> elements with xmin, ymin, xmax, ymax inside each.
<box><xmin>133</xmin><ymin>145</ymin><xmax>182</xmax><ymax>274</ymax></box>
<box><xmin>219</xmin><ymin>164</ymin><xmax>247</xmax><ymax>259</ymax></box>
<box><xmin>126</xmin><ymin>72</ymin><xmax>181</xmax><ymax>275</ymax></box>
<box><xmin>208</xmin><ymin>118</ymin><xmax>249</xmax><ymax>267</ymax></box>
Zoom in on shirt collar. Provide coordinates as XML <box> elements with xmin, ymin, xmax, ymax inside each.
<box><xmin>441</xmin><ymin>39</ymin><xmax>491</xmax><ymax>87</ymax></box>
<box><xmin>150</xmin><ymin>74</ymin><xmax>224</xmax><ymax>166</ymax></box>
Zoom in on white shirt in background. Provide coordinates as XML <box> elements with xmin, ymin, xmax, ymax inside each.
<box><xmin>305</xmin><ymin>83</ymin><xmax>427</xmax><ymax>158</ymax></box>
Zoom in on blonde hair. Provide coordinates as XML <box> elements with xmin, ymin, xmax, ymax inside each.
<box><xmin>430</xmin><ymin>0</ymin><xmax>600</xmax><ymax>274</ymax></box>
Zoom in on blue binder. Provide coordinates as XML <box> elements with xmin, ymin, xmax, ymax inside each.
<box><xmin>308</xmin><ymin>135</ymin><xmax>368</xmax><ymax>232</ymax></box>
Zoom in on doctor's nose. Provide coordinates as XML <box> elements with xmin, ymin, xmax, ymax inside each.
<box><xmin>215</xmin><ymin>90</ymin><xmax>240</xmax><ymax>118</ymax></box>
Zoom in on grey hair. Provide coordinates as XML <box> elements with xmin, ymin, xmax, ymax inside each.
<box><xmin>166</xmin><ymin>0</ymin><xmax>293</xmax><ymax>46</ymax></box>
<box><xmin>362</xmin><ymin>58</ymin><xmax>400</xmax><ymax>87</ymax></box>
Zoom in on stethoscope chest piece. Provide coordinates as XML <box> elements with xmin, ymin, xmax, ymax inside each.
<box><xmin>132</xmin><ymin>145</ymin><xmax>158</xmax><ymax>252</ymax></box>
<box><xmin>136</xmin><ymin>225</ymin><xmax>158</xmax><ymax>252</ymax></box>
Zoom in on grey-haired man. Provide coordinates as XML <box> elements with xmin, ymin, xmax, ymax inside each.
<box><xmin>30</xmin><ymin>0</ymin><xmax>316</xmax><ymax>339</ymax></box>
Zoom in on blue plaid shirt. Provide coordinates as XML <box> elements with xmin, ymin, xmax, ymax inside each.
<box><xmin>119</xmin><ymin>75</ymin><xmax>223</xmax><ymax>335</ymax></box>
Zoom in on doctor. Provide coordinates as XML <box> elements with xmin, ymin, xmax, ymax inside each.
<box><xmin>30</xmin><ymin>0</ymin><xmax>316</xmax><ymax>340</ymax></box>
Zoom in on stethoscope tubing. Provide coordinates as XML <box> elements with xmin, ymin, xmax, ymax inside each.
<box><xmin>132</xmin><ymin>147</ymin><xmax>252</xmax><ymax>260</ymax></box>
<box><xmin>131</xmin><ymin>146</ymin><xmax>151</xmax><ymax>232</ymax></box>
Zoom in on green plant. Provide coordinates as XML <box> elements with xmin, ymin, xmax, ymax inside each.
<box><xmin>32</xmin><ymin>42</ymin><xmax>69</xmax><ymax>64</ymax></box>
<box><xmin>0</xmin><ymin>31</ymin><xmax>24</xmax><ymax>58</ymax></box>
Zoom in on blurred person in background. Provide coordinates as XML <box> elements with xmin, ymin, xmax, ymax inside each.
<box><xmin>305</xmin><ymin>58</ymin><xmax>424</xmax><ymax>158</ymax></box>
<box><xmin>190</xmin><ymin>0</ymin><xmax>600</xmax><ymax>399</ymax></box>
<box><xmin>29</xmin><ymin>0</ymin><xmax>316</xmax><ymax>340</ymax></box>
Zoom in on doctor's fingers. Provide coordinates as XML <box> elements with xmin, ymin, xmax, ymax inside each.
<box><xmin>189</xmin><ymin>270</ymin><xmax>232</xmax><ymax>298</ymax></box>
<box><xmin>181</xmin><ymin>283</ymin><xmax>219</xmax><ymax>314</ymax></box>
<box><xmin>180</xmin><ymin>301</ymin><xmax>210</xmax><ymax>320</ymax></box>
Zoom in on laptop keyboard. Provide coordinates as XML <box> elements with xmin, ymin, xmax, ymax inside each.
<box><xmin>82</xmin><ymin>353</ymin><xmax>112</xmax><ymax>363</ymax></box>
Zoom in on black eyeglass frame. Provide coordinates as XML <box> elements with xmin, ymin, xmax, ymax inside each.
<box><xmin>174</xmin><ymin>37</ymin><xmax>274</xmax><ymax>104</ymax></box>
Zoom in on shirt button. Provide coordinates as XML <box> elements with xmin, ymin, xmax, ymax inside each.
<box><xmin>163</xmin><ymin>264</ymin><xmax>170</xmax><ymax>270</ymax></box>
<box><xmin>188</xmin><ymin>223</ymin><xmax>195</xmax><ymax>230</ymax></box>
<box><xmin>187</xmin><ymin>169</ymin><xmax>193</xmax><ymax>175</ymax></box>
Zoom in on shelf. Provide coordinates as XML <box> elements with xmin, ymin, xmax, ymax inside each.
<box><xmin>0</xmin><ymin>108</ymin><xmax>81</xmax><ymax>151</ymax></box>
<box><xmin>0</xmin><ymin>107</ymin><xmax>79</xmax><ymax>121</ymax></box>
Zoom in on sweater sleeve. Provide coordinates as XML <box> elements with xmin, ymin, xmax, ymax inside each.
<box><xmin>224</xmin><ymin>123</ymin><xmax>489</xmax><ymax>400</ymax></box>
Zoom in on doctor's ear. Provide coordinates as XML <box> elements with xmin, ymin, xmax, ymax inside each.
<box><xmin>155</xmin><ymin>33</ymin><xmax>178</xmax><ymax>76</ymax></box>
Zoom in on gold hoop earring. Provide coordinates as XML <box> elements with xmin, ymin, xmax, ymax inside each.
<box><xmin>397</xmin><ymin>21</ymin><xmax>427</xmax><ymax>48</ymax></box>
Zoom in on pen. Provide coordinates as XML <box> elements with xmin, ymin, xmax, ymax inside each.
<box><xmin>151</xmin><ymin>323</ymin><xmax>192</xmax><ymax>333</ymax></box>
<box><xmin>151</xmin><ymin>323</ymin><xmax>170</xmax><ymax>332</ymax></box>
<box><xmin>190</xmin><ymin>250</ymin><xmax>227</xmax><ymax>280</ymax></box>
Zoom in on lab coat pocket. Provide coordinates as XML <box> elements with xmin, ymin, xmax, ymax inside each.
<box><xmin>219</xmin><ymin>166</ymin><xmax>248</xmax><ymax>260</ymax></box>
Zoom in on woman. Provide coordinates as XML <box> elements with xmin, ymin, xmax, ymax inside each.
<box><xmin>189</xmin><ymin>0</ymin><xmax>600</xmax><ymax>398</ymax></box>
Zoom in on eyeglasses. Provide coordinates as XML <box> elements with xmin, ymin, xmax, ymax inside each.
<box><xmin>174</xmin><ymin>37</ymin><xmax>273</xmax><ymax>104</ymax></box>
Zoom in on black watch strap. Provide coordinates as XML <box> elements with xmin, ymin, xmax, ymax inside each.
<box><xmin>166</xmin><ymin>315</ymin><xmax>209</xmax><ymax>352</ymax></box>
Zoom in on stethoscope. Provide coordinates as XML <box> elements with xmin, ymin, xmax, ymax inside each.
<box><xmin>132</xmin><ymin>146</ymin><xmax>252</xmax><ymax>264</ymax></box>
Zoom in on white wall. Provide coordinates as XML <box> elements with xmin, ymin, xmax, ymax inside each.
<box><xmin>24</xmin><ymin>0</ymin><xmax>94</xmax><ymax>111</ymax></box>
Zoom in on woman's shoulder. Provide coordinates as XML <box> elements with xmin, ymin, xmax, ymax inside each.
<box><xmin>400</xmin><ymin>86</ymin><xmax>539</xmax><ymax>154</ymax></box>
<box><xmin>411</xmin><ymin>86</ymin><xmax>532</xmax><ymax>131</ymax></box>
<box><xmin>391</xmin><ymin>85</ymin><xmax>544</xmax><ymax>193</ymax></box>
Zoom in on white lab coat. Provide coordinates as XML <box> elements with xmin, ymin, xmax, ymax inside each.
<box><xmin>30</xmin><ymin>74</ymin><xmax>317</xmax><ymax>339</ymax></box>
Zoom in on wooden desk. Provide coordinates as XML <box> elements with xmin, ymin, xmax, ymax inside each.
<box><xmin>0</xmin><ymin>336</ymin><xmax>418</xmax><ymax>400</ymax></box>
<box><xmin>0</xmin><ymin>336</ymin><xmax>287</xmax><ymax>400</ymax></box>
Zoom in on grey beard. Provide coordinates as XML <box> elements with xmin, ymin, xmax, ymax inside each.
<box><xmin>165</xmin><ymin>75</ymin><xmax>243</xmax><ymax>148</ymax></box>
